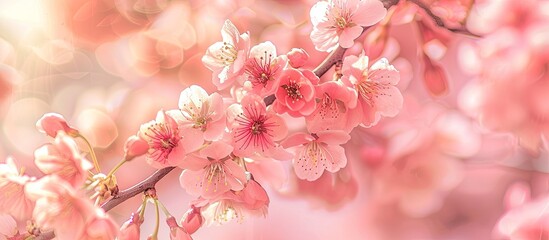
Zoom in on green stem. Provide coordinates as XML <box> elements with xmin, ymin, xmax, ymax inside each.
<box><xmin>150</xmin><ymin>199</ymin><xmax>160</xmax><ymax>240</ymax></box>
<box><xmin>78</xmin><ymin>134</ymin><xmax>101</xmax><ymax>173</ymax></box>
<box><xmin>157</xmin><ymin>199</ymin><xmax>172</xmax><ymax>218</ymax></box>
<box><xmin>107</xmin><ymin>159</ymin><xmax>127</xmax><ymax>177</ymax></box>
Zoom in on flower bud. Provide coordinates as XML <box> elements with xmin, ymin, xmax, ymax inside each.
<box><xmin>36</xmin><ymin>113</ymin><xmax>79</xmax><ymax>138</ymax></box>
<box><xmin>167</xmin><ymin>216</ymin><xmax>193</xmax><ymax>240</ymax></box>
<box><xmin>180</xmin><ymin>206</ymin><xmax>203</xmax><ymax>234</ymax></box>
<box><xmin>118</xmin><ymin>212</ymin><xmax>142</xmax><ymax>240</ymax></box>
<box><xmin>124</xmin><ymin>135</ymin><xmax>149</xmax><ymax>161</ymax></box>
<box><xmin>286</xmin><ymin>48</ymin><xmax>309</xmax><ymax>68</ymax></box>
<box><xmin>423</xmin><ymin>55</ymin><xmax>448</xmax><ymax>97</ymax></box>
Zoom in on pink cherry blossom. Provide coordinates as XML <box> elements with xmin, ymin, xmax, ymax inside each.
<box><xmin>36</xmin><ymin>113</ymin><xmax>79</xmax><ymax>138</ymax></box>
<box><xmin>310</xmin><ymin>0</ymin><xmax>387</xmax><ymax>52</ymax></box>
<box><xmin>0</xmin><ymin>158</ymin><xmax>35</xmax><ymax>221</ymax></box>
<box><xmin>282</xmin><ymin>130</ymin><xmax>350</xmax><ymax>181</ymax></box>
<box><xmin>242</xmin><ymin>41</ymin><xmax>286</xmax><ymax>97</ymax></box>
<box><xmin>117</xmin><ymin>212</ymin><xmax>143</xmax><ymax>240</ymax></box>
<box><xmin>78</xmin><ymin>209</ymin><xmax>119</xmax><ymax>240</ymax></box>
<box><xmin>227</xmin><ymin>94</ymin><xmax>289</xmax><ymax>159</ymax></box>
<box><xmin>179</xmin><ymin>141</ymin><xmax>247</xmax><ymax>199</ymax></box>
<box><xmin>272</xmin><ymin>68</ymin><xmax>318</xmax><ymax>117</ymax></box>
<box><xmin>180</xmin><ymin>206</ymin><xmax>203</xmax><ymax>234</ymax></box>
<box><xmin>305</xmin><ymin>81</ymin><xmax>361</xmax><ymax>133</ymax></box>
<box><xmin>25</xmin><ymin>176</ymin><xmax>98</xmax><ymax>240</ymax></box>
<box><xmin>202</xmin><ymin>20</ymin><xmax>250</xmax><ymax>90</ymax></box>
<box><xmin>194</xmin><ymin>179</ymin><xmax>269</xmax><ymax>225</ymax></box>
<box><xmin>169</xmin><ymin>85</ymin><xmax>225</xmax><ymax>142</ymax></box>
<box><xmin>34</xmin><ymin>131</ymin><xmax>93</xmax><ymax>188</ymax></box>
<box><xmin>138</xmin><ymin>110</ymin><xmax>202</xmax><ymax>169</ymax></box>
<box><xmin>341</xmin><ymin>55</ymin><xmax>402</xmax><ymax>127</ymax></box>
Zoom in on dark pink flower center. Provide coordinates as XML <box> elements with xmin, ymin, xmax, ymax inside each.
<box><xmin>145</xmin><ymin>123</ymin><xmax>179</xmax><ymax>163</ymax></box>
<box><xmin>281</xmin><ymin>80</ymin><xmax>303</xmax><ymax>101</ymax></box>
<box><xmin>234</xmin><ymin>105</ymin><xmax>276</xmax><ymax>151</ymax></box>
<box><xmin>245</xmin><ymin>51</ymin><xmax>279</xmax><ymax>87</ymax></box>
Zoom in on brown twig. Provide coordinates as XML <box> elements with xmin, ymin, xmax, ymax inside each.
<box><xmin>101</xmin><ymin>167</ymin><xmax>176</xmax><ymax>211</ymax></box>
<box><xmin>408</xmin><ymin>0</ymin><xmax>481</xmax><ymax>37</ymax></box>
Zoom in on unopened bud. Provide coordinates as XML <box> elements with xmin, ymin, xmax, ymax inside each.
<box><xmin>180</xmin><ymin>206</ymin><xmax>203</xmax><ymax>234</ymax></box>
<box><xmin>423</xmin><ymin>55</ymin><xmax>448</xmax><ymax>97</ymax></box>
<box><xmin>124</xmin><ymin>135</ymin><xmax>149</xmax><ymax>161</ymax></box>
<box><xmin>36</xmin><ymin>113</ymin><xmax>79</xmax><ymax>138</ymax></box>
<box><xmin>287</xmin><ymin>48</ymin><xmax>309</xmax><ymax>68</ymax></box>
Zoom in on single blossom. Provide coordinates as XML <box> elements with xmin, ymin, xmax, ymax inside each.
<box><xmin>25</xmin><ymin>176</ymin><xmax>98</xmax><ymax>240</ymax></box>
<box><xmin>242</xmin><ymin>41</ymin><xmax>286</xmax><ymax>97</ymax></box>
<box><xmin>179</xmin><ymin>141</ymin><xmax>247</xmax><ymax>199</ymax></box>
<box><xmin>36</xmin><ymin>113</ymin><xmax>79</xmax><ymax>138</ymax></box>
<box><xmin>281</xmin><ymin>130</ymin><xmax>350</xmax><ymax>181</ymax></box>
<box><xmin>341</xmin><ymin>55</ymin><xmax>402</xmax><ymax>127</ymax></box>
<box><xmin>34</xmin><ymin>131</ymin><xmax>93</xmax><ymax>188</ymax></box>
<box><xmin>272</xmin><ymin>69</ymin><xmax>318</xmax><ymax>117</ymax></box>
<box><xmin>194</xmin><ymin>179</ymin><xmax>269</xmax><ymax>225</ymax></box>
<box><xmin>305</xmin><ymin>81</ymin><xmax>361</xmax><ymax>133</ymax></box>
<box><xmin>0</xmin><ymin>158</ymin><xmax>35</xmax><ymax>221</ymax></box>
<box><xmin>202</xmin><ymin>19</ymin><xmax>250</xmax><ymax>90</ymax></box>
<box><xmin>310</xmin><ymin>0</ymin><xmax>387</xmax><ymax>51</ymax></box>
<box><xmin>169</xmin><ymin>85</ymin><xmax>226</xmax><ymax>142</ymax></box>
<box><xmin>227</xmin><ymin>94</ymin><xmax>289</xmax><ymax>159</ymax></box>
<box><xmin>138</xmin><ymin>110</ymin><xmax>202</xmax><ymax>169</ymax></box>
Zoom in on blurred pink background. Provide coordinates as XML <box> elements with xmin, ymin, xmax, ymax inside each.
<box><xmin>1</xmin><ymin>0</ymin><xmax>548</xmax><ymax>239</ymax></box>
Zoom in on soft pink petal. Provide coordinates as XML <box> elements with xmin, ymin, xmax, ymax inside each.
<box><xmin>299</xmin><ymin>100</ymin><xmax>317</xmax><ymax>116</ymax></box>
<box><xmin>220</xmin><ymin>20</ymin><xmax>240</xmax><ymax>45</ymax></box>
<box><xmin>316</xmin><ymin>130</ymin><xmax>351</xmax><ymax>145</ymax></box>
<box><xmin>310</xmin><ymin>1</ymin><xmax>329</xmax><ymax>26</ymax></box>
<box><xmin>201</xmin><ymin>141</ymin><xmax>233</xmax><ymax>160</ymax></box>
<box><xmin>374</xmin><ymin>85</ymin><xmax>403</xmax><ymax>117</ymax></box>
<box><xmin>323</xmin><ymin>145</ymin><xmax>348</xmax><ymax>172</ymax></box>
<box><xmin>369</xmin><ymin>58</ymin><xmax>400</xmax><ymax>85</ymax></box>
<box><xmin>352</xmin><ymin>0</ymin><xmax>387</xmax><ymax>26</ymax></box>
<box><xmin>339</xmin><ymin>25</ymin><xmax>363</xmax><ymax>48</ymax></box>
<box><xmin>310</xmin><ymin>26</ymin><xmax>339</xmax><ymax>52</ymax></box>
<box><xmin>293</xmin><ymin>144</ymin><xmax>325</xmax><ymax>181</ymax></box>
<box><xmin>223</xmin><ymin>159</ymin><xmax>247</xmax><ymax>191</ymax></box>
<box><xmin>250</xmin><ymin>41</ymin><xmax>277</xmax><ymax>59</ymax></box>
<box><xmin>266</xmin><ymin>114</ymin><xmax>287</xmax><ymax>141</ymax></box>
<box><xmin>179</xmin><ymin>155</ymin><xmax>210</xmax><ymax>171</ymax></box>
<box><xmin>179</xmin><ymin>170</ymin><xmax>204</xmax><ymax>197</ymax></box>
<box><xmin>203</xmin><ymin>119</ymin><xmax>225</xmax><ymax>141</ymax></box>
<box><xmin>180</xmin><ymin>127</ymin><xmax>204</xmax><ymax>153</ymax></box>
<box><xmin>281</xmin><ymin>132</ymin><xmax>312</xmax><ymax>148</ymax></box>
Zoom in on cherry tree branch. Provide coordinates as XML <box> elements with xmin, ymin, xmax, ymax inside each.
<box><xmin>101</xmin><ymin>167</ymin><xmax>176</xmax><ymax>211</ymax></box>
<box><xmin>35</xmin><ymin>167</ymin><xmax>176</xmax><ymax>240</ymax></box>
<box><xmin>408</xmin><ymin>0</ymin><xmax>481</xmax><ymax>37</ymax></box>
